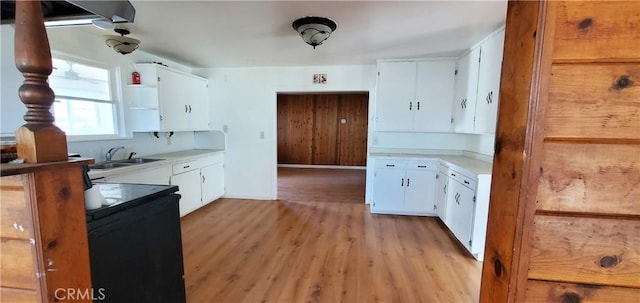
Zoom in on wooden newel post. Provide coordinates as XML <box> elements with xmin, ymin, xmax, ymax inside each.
<box><xmin>14</xmin><ymin>0</ymin><xmax>68</xmax><ymax>163</ymax></box>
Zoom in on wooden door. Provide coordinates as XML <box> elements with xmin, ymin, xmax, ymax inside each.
<box><xmin>277</xmin><ymin>93</ymin><xmax>368</xmax><ymax>166</ymax></box>
<box><xmin>313</xmin><ymin>94</ymin><xmax>339</xmax><ymax>165</ymax></box>
<box><xmin>337</xmin><ymin>93</ymin><xmax>368</xmax><ymax>166</ymax></box>
<box><xmin>277</xmin><ymin>94</ymin><xmax>314</xmax><ymax>164</ymax></box>
<box><xmin>480</xmin><ymin>1</ymin><xmax>640</xmax><ymax>302</ymax></box>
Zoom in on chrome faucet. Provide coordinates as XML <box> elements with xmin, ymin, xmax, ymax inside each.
<box><xmin>105</xmin><ymin>146</ymin><xmax>125</xmax><ymax>162</ymax></box>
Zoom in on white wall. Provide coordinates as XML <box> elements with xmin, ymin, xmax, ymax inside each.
<box><xmin>0</xmin><ymin>25</ymin><xmax>197</xmax><ymax>160</ymax></box>
<box><xmin>196</xmin><ymin>65</ymin><xmax>376</xmax><ymax>199</ymax></box>
<box><xmin>196</xmin><ymin>65</ymin><xmax>475</xmax><ymax>200</ymax></box>
<box><xmin>465</xmin><ymin>133</ymin><xmax>495</xmax><ymax>156</ymax></box>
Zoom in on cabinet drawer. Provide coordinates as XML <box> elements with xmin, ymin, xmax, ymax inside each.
<box><xmin>406</xmin><ymin>159</ymin><xmax>439</xmax><ymax>170</ymax></box>
<box><xmin>172</xmin><ymin>160</ymin><xmax>199</xmax><ymax>175</ymax></box>
<box><xmin>374</xmin><ymin>159</ymin><xmax>407</xmax><ymax>169</ymax></box>
<box><xmin>448</xmin><ymin>170</ymin><xmax>477</xmax><ymax>189</ymax></box>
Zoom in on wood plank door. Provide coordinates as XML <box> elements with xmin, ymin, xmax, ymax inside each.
<box><xmin>277</xmin><ymin>94</ymin><xmax>314</xmax><ymax>164</ymax></box>
<box><xmin>277</xmin><ymin>93</ymin><xmax>368</xmax><ymax>166</ymax></box>
<box><xmin>480</xmin><ymin>1</ymin><xmax>640</xmax><ymax>302</ymax></box>
<box><xmin>337</xmin><ymin>93</ymin><xmax>368</xmax><ymax>166</ymax></box>
<box><xmin>313</xmin><ymin>94</ymin><xmax>339</xmax><ymax>165</ymax></box>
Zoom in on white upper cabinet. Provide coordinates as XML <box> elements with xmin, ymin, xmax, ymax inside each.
<box><xmin>451</xmin><ymin>27</ymin><xmax>505</xmax><ymax>134</ymax></box>
<box><xmin>127</xmin><ymin>63</ymin><xmax>210</xmax><ymax>132</ymax></box>
<box><xmin>375</xmin><ymin>59</ymin><xmax>456</xmax><ymax>132</ymax></box>
<box><xmin>452</xmin><ymin>47</ymin><xmax>481</xmax><ymax>133</ymax></box>
<box><xmin>474</xmin><ymin>29</ymin><xmax>505</xmax><ymax>134</ymax></box>
<box><xmin>375</xmin><ymin>61</ymin><xmax>416</xmax><ymax>131</ymax></box>
<box><xmin>414</xmin><ymin>60</ymin><xmax>456</xmax><ymax>132</ymax></box>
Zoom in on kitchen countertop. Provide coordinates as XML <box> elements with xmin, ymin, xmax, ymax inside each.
<box><xmin>88</xmin><ymin>149</ymin><xmax>224</xmax><ymax>179</ymax></box>
<box><xmin>369</xmin><ymin>152</ymin><xmax>493</xmax><ymax>176</ymax></box>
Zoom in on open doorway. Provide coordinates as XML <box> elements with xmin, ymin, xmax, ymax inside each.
<box><xmin>276</xmin><ymin>92</ymin><xmax>368</xmax><ymax>203</ymax></box>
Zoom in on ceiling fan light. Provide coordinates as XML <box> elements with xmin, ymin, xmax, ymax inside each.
<box><xmin>292</xmin><ymin>16</ymin><xmax>337</xmax><ymax>49</ymax></box>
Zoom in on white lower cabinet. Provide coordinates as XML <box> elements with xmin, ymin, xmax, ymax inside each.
<box><xmin>441</xmin><ymin>168</ymin><xmax>490</xmax><ymax>261</ymax></box>
<box><xmin>172</xmin><ymin>169</ymin><xmax>203</xmax><ymax>217</ymax></box>
<box><xmin>94</xmin><ymin>152</ymin><xmax>225</xmax><ymax>218</ymax></box>
<box><xmin>201</xmin><ymin>162</ymin><xmax>224</xmax><ymax>205</ymax></box>
<box><xmin>368</xmin><ymin>155</ymin><xmax>492</xmax><ymax>261</ymax></box>
<box><xmin>446</xmin><ymin>174</ymin><xmax>476</xmax><ymax>251</ymax></box>
<box><xmin>435</xmin><ymin>166</ymin><xmax>449</xmax><ymax>221</ymax></box>
<box><xmin>371</xmin><ymin>158</ymin><xmax>438</xmax><ymax>215</ymax></box>
<box><xmin>171</xmin><ymin>153</ymin><xmax>225</xmax><ymax>217</ymax></box>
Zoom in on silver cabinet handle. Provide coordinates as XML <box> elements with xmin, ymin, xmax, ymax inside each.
<box><xmin>417</xmin><ymin>101</ymin><xmax>420</xmax><ymax>110</ymax></box>
<box><xmin>409</xmin><ymin>101</ymin><xmax>412</xmax><ymax>110</ymax></box>
<box><xmin>202</xmin><ymin>175</ymin><xmax>205</xmax><ymax>183</ymax></box>
<box><xmin>407</xmin><ymin>178</ymin><xmax>410</xmax><ymax>187</ymax></box>
<box><xmin>183</xmin><ymin>165</ymin><xmax>190</xmax><ymax>169</ymax></box>
<box><xmin>417</xmin><ymin>165</ymin><xmax>427</xmax><ymax>168</ymax></box>
<box><xmin>464</xmin><ymin>180</ymin><xmax>470</xmax><ymax>185</ymax></box>
<box><xmin>189</xmin><ymin>105</ymin><xmax>192</xmax><ymax>113</ymax></box>
<box><xmin>401</xmin><ymin>178</ymin><xmax>404</xmax><ymax>186</ymax></box>
<box><xmin>386</xmin><ymin>164</ymin><xmax>395</xmax><ymax>167</ymax></box>
<box><xmin>451</xmin><ymin>173</ymin><xmax>456</xmax><ymax>177</ymax></box>
<box><xmin>444</xmin><ymin>184</ymin><xmax>447</xmax><ymax>194</ymax></box>
<box><xmin>185</xmin><ymin>104</ymin><xmax>188</xmax><ymax>112</ymax></box>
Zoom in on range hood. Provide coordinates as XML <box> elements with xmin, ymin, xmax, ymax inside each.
<box><xmin>1</xmin><ymin>0</ymin><xmax>135</xmax><ymax>27</ymax></box>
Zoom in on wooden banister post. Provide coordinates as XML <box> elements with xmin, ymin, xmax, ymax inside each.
<box><xmin>14</xmin><ymin>0</ymin><xmax>68</xmax><ymax>163</ymax></box>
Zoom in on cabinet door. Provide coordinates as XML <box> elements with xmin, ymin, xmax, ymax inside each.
<box><xmin>372</xmin><ymin>168</ymin><xmax>406</xmax><ymax>212</ymax></box>
<box><xmin>414</xmin><ymin>60</ymin><xmax>456</xmax><ymax>132</ymax></box>
<box><xmin>201</xmin><ymin>162</ymin><xmax>224</xmax><ymax>205</ymax></box>
<box><xmin>435</xmin><ymin>171</ymin><xmax>449</xmax><ymax>221</ymax></box>
<box><xmin>447</xmin><ymin>178</ymin><xmax>476</xmax><ymax>250</ymax></box>
<box><xmin>452</xmin><ymin>47</ymin><xmax>481</xmax><ymax>133</ymax></box>
<box><xmin>403</xmin><ymin>169</ymin><xmax>437</xmax><ymax>214</ymax></box>
<box><xmin>107</xmin><ymin>166</ymin><xmax>172</xmax><ymax>185</ymax></box>
<box><xmin>171</xmin><ymin>169</ymin><xmax>202</xmax><ymax>217</ymax></box>
<box><xmin>375</xmin><ymin>62</ymin><xmax>416</xmax><ymax>131</ymax></box>
<box><xmin>189</xmin><ymin>77</ymin><xmax>210</xmax><ymax>130</ymax></box>
<box><xmin>475</xmin><ymin>29</ymin><xmax>505</xmax><ymax>134</ymax></box>
<box><xmin>157</xmin><ymin>67</ymin><xmax>190</xmax><ymax>130</ymax></box>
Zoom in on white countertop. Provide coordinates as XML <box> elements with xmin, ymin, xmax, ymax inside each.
<box><xmin>369</xmin><ymin>152</ymin><xmax>493</xmax><ymax>176</ymax></box>
<box><xmin>88</xmin><ymin>149</ymin><xmax>224</xmax><ymax>179</ymax></box>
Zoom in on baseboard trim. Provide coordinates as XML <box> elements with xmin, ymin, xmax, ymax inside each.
<box><xmin>222</xmin><ymin>194</ymin><xmax>277</xmax><ymax>201</ymax></box>
<box><xmin>278</xmin><ymin>164</ymin><xmax>366</xmax><ymax>170</ymax></box>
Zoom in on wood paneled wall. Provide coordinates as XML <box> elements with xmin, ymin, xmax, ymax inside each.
<box><xmin>277</xmin><ymin>93</ymin><xmax>368</xmax><ymax>166</ymax></box>
<box><xmin>480</xmin><ymin>1</ymin><xmax>640</xmax><ymax>302</ymax></box>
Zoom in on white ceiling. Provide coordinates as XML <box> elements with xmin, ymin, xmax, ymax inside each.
<box><xmin>82</xmin><ymin>0</ymin><xmax>508</xmax><ymax>68</ymax></box>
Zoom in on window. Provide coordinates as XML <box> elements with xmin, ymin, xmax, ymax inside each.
<box><xmin>49</xmin><ymin>57</ymin><xmax>120</xmax><ymax>137</ymax></box>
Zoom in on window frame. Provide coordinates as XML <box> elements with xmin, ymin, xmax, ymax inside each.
<box><xmin>50</xmin><ymin>51</ymin><xmax>127</xmax><ymax>142</ymax></box>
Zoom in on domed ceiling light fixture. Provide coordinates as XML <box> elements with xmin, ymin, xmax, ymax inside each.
<box><xmin>105</xmin><ymin>28</ymin><xmax>140</xmax><ymax>55</ymax></box>
<box><xmin>292</xmin><ymin>16</ymin><xmax>337</xmax><ymax>49</ymax></box>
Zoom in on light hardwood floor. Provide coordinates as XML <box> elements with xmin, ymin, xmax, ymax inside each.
<box><xmin>181</xmin><ymin>168</ymin><xmax>482</xmax><ymax>303</ymax></box>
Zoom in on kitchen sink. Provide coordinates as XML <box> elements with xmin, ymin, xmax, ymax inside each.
<box><xmin>89</xmin><ymin>162</ymin><xmax>134</xmax><ymax>170</ymax></box>
<box><xmin>115</xmin><ymin>158</ymin><xmax>164</xmax><ymax>164</ymax></box>
<box><xmin>89</xmin><ymin>158</ymin><xmax>165</xmax><ymax>170</ymax></box>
